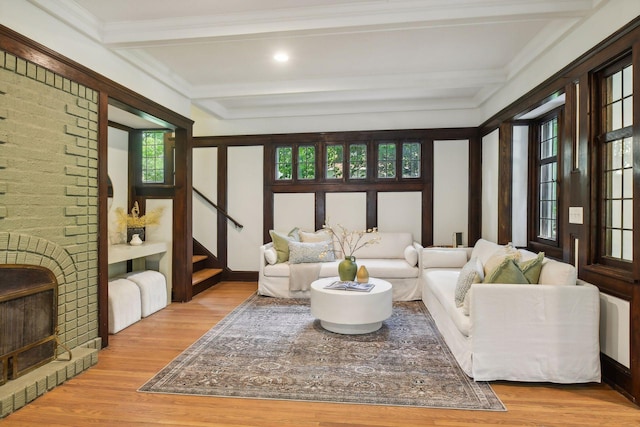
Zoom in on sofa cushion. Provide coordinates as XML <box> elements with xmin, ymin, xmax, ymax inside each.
<box><xmin>299</xmin><ymin>229</ymin><xmax>332</xmax><ymax>243</ymax></box>
<box><xmin>423</xmin><ymin>249</ymin><xmax>468</xmax><ymax>269</ymax></box>
<box><xmin>424</xmin><ymin>269</ymin><xmax>472</xmax><ymax>337</ymax></box>
<box><xmin>354</xmin><ymin>232</ymin><xmax>412</xmax><ymax>258</ymax></box>
<box><xmin>288</xmin><ymin>241</ymin><xmax>335</xmax><ymax>264</ymax></box>
<box><xmin>539</xmin><ymin>259</ymin><xmax>577</xmax><ymax>286</ymax></box>
<box><xmin>455</xmin><ymin>257</ymin><xmax>483</xmax><ymax>307</ymax></box>
<box><xmin>404</xmin><ymin>245</ymin><xmax>419</xmax><ymax>266</ymax></box>
<box><xmin>470</xmin><ymin>239</ymin><xmax>501</xmax><ymax>266</ymax></box>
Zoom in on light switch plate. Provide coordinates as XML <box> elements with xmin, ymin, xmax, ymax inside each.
<box><xmin>569</xmin><ymin>207</ymin><xmax>583</xmax><ymax>224</ymax></box>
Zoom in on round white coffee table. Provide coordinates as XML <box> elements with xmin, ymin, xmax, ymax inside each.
<box><xmin>310</xmin><ymin>277</ymin><xmax>393</xmax><ymax>334</ymax></box>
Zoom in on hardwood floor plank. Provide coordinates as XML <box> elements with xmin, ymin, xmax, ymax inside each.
<box><xmin>2</xmin><ymin>281</ymin><xmax>638</xmax><ymax>426</ymax></box>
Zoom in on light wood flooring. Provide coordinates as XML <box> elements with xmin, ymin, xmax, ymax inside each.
<box><xmin>2</xmin><ymin>281</ymin><xmax>639</xmax><ymax>426</ymax></box>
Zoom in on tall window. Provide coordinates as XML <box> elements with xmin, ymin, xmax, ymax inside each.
<box><xmin>599</xmin><ymin>60</ymin><xmax>633</xmax><ymax>263</ymax></box>
<box><xmin>140</xmin><ymin>130</ymin><xmax>175</xmax><ymax>185</ymax></box>
<box><xmin>537</xmin><ymin>116</ymin><xmax>559</xmax><ymax>242</ymax></box>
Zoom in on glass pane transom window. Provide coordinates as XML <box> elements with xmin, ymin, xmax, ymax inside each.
<box><xmin>604</xmin><ymin>137</ymin><xmax>633</xmax><ymax>261</ymax></box>
<box><xmin>142</xmin><ymin>131</ymin><xmax>165</xmax><ymax>183</ymax></box>
<box><xmin>349</xmin><ymin>144</ymin><xmax>367</xmax><ymax>179</ymax></box>
<box><xmin>604</xmin><ymin>64</ymin><xmax>633</xmax><ymax>132</ymax></box>
<box><xmin>402</xmin><ymin>142</ymin><xmax>421</xmax><ymax>178</ymax></box>
<box><xmin>538</xmin><ymin>117</ymin><xmax>558</xmax><ymax>241</ymax></box>
<box><xmin>275</xmin><ymin>146</ymin><xmax>292</xmax><ymax>180</ymax></box>
<box><xmin>298</xmin><ymin>146</ymin><xmax>316</xmax><ymax>180</ymax></box>
<box><xmin>377</xmin><ymin>142</ymin><xmax>396</xmax><ymax>178</ymax></box>
<box><xmin>326</xmin><ymin>145</ymin><xmax>344</xmax><ymax>179</ymax></box>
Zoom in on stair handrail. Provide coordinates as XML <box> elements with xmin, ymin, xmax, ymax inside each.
<box><xmin>193</xmin><ymin>187</ymin><xmax>244</xmax><ymax>230</ymax></box>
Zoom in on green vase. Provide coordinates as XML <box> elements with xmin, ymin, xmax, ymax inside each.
<box><xmin>338</xmin><ymin>256</ymin><xmax>357</xmax><ymax>281</ymax></box>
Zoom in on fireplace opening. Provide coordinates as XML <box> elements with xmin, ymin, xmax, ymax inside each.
<box><xmin>0</xmin><ymin>264</ymin><xmax>58</xmax><ymax>385</ymax></box>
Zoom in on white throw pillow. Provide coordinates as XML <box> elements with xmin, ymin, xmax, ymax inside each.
<box><xmin>454</xmin><ymin>257</ymin><xmax>482</xmax><ymax>308</ymax></box>
<box><xmin>404</xmin><ymin>245</ymin><xmax>419</xmax><ymax>266</ymax></box>
<box><xmin>299</xmin><ymin>229</ymin><xmax>332</xmax><ymax>243</ymax></box>
<box><xmin>422</xmin><ymin>249</ymin><xmax>468</xmax><ymax>269</ymax></box>
<box><xmin>470</xmin><ymin>239</ymin><xmax>501</xmax><ymax>266</ymax></box>
<box><xmin>264</xmin><ymin>247</ymin><xmax>278</xmax><ymax>265</ymax></box>
<box><xmin>538</xmin><ymin>259</ymin><xmax>577</xmax><ymax>286</ymax></box>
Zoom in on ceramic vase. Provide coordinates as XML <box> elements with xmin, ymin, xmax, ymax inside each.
<box><xmin>338</xmin><ymin>256</ymin><xmax>357</xmax><ymax>281</ymax></box>
<box><xmin>129</xmin><ymin>234</ymin><xmax>143</xmax><ymax>246</ymax></box>
<box><xmin>356</xmin><ymin>265</ymin><xmax>369</xmax><ymax>283</ymax></box>
<box><xmin>127</xmin><ymin>227</ymin><xmax>145</xmax><ymax>243</ymax></box>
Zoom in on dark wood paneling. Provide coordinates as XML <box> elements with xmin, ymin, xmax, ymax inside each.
<box><xmin>467</xmin><ymin>131</ymin><xmax>482</xmax><ymax>246</ymax></box>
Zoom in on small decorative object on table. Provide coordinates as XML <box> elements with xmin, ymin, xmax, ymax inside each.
<box><xmin>356</xmin><ymin>265</ymin><xmax>369</xmax><ymax>283</ymax></box>
<box><xmin>115</xmin><ymin>201</ymin><xmax>164</xmax><ymax>244</ymax></box>
<box><xmin>323</xmin><ymin>221</ymin><xmax>380</xmax><ymax>281</ymax></box>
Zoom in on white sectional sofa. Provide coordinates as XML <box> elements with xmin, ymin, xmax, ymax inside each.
<box><xmin>421</xmin><ymin>239</ymin><xmax>601</xmax><ymax>383</ymax></box>
<box><xmin>258</xmin><ymin>231</ymin><xmax>423</xmax><ymax>301</ymax></box>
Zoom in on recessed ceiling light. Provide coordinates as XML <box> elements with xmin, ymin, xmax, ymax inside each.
<box><xmin>273</xmin><ymin>52</ymin><xmax>289</xmax><ymax>63</ymax></box>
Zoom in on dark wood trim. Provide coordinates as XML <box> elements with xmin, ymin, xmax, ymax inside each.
<box><xmin>497</xmin><ymin>123</ymin><xmax>513</xmax><ymax>245</ymax></box>
<box><xmin>422</xmin><ymin>138</ymin><xmax>434</xmax><ymax>246</ymax></box>
<box><xmin>97</xmin><ymin>93</ymin><xmax>110</xmax><ymax>348</ymax></box>
<box><xmin>217</xmin><ymin>145</ymin><xmax>228</xmax><ymax>274</ymax></box>
<box><xmin>468</xmin><ymin>131</ymin><xmax>482</xmax><ymax>246</ymax></box>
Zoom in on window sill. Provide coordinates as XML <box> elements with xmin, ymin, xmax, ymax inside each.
<box><xmin>582</xmin><ymin>264</ymin><xmax>637</xmax><ymax>284</ymax></box>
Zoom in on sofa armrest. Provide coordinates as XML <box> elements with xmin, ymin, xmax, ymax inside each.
<box><xmin>470</xmin><ymin>281</ymin><xmax>601</xmax><ymax>383</ymax></box>
<box><xmin>258</xmin><ymin>243</ymin><xmax>274</xmax><ymax>276</ymax></box>
<box><xmin>413</xmin><ymin>242</ymin><xmax>424</xmax><ymax>270</ymax></box>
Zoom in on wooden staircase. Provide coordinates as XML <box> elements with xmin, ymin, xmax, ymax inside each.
<box><xmin>192</xmin><ymin>248</ymin><xmax>223</xmax><ymax>297</ymax></box>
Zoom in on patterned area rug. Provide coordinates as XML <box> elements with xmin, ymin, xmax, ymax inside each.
<box><xmin>139</xmin><ymin>294</ymin><xmax>505</xmax><ymax>411</ymax></box>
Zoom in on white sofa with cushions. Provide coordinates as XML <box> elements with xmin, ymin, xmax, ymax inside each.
<box><xmin>258</xmin><ymin>229</ymin><xmax>423</xmax><ymax>301</ymax></box>
<box><xmin>421</xmin><ymin>239</ymin><xmax>601</xmax><ymax>383</ymax></box>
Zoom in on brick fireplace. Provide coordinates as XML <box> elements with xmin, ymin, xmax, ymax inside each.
<box><xmin>0</xmin><ymin>50</ymin><xmax>101</xmax><ymax>417</ymax></box>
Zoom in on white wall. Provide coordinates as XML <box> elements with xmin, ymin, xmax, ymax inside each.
<box><xmin>192</xmin><ymin>147</ymin><xmax>218</xmax><ymax>255</ymax></box>
<box><xmin>274</xmin><ymin>193</ymin><xmax>316</xmax><ymax>232</ymax></box>
<box><xmin>512</xmin><ymin>126</ymin><xmax>529</xmax><ymax>247</ymax></box>
<box><xmin>482</xmin><ymin>129</ymin><xmax>499</xmax><ymax>242</ymax></box>
<box><xmin>227</xmin><ymin>146</ymin><xmax>264</xmax><ymax>271</ymax></box>
<box><xmin>107</xmin><ymin>127</ymin><xmax>129</xmax><ymax>245</ymax></box>
<box><xmin>326</xmin><ymin>193</ymin><xmax>367</xmax><ymax>231</ymax></box>
<box><xmin>433</xmin><ymin>140</ymin><xmax>469</xmax><ymax>247</ymax></box>
<box><xmin>377</xmin><ymin>192</ymin><xmax>422</xmax><ymax>244</ymax></box>
<box><xmin>0</xmin><ymin>0</ymin><xmax>191</xmax><ymax>118</ymax></box>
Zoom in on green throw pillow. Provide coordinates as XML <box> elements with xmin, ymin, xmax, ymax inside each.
<box><xmin>269</xmin><ymin>228</ymin><xmax>300</xmax><ymax>263</ymax></box>
<box><xmin>519</xmin><ymin>252</ymin><xmax>545</xmax><ymax>284</ymax></box>
<box><xmin>483</xmin><ymin>257</ymin><xmax>528</xmax><ymax>284</ymax></box>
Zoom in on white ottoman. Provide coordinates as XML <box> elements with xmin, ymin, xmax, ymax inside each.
<box><xmin>123</xmin><ymin>270</ymin><xmax>167</xmax><ymax>317</ymax></box>
<box><xmin>108</xmin><ymin>279</ymin><xmax>141</xmax><ymax>334</ymax></box>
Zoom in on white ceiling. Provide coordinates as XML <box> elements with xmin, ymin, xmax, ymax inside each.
<box><xmin>31</xmin><ymin>0</ymin><xmax>603</xmax><ymax>123</ymax></box>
